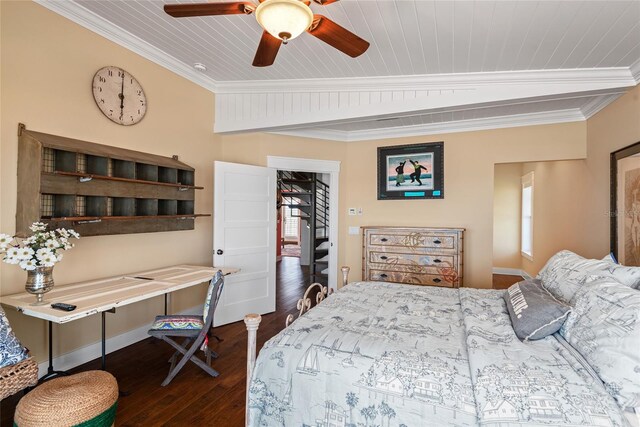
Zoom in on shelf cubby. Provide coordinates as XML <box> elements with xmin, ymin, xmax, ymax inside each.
<box><xmin>136</xmin><ymin>198</ymin><xmax>158</xmax><ymax>216</ymax></box>
<box><xmin>113</xmin><ymin>159</ymin><xmax>135</xmax><ymax>179</ymax></box>
<box><xmin>177</xmin><ymin>200</ymin><xmax>194</xmax><ymax>215</ymax></box>
<box><xmin>54</xmin><ymin>150</ymin><xmax>77</xmax><ymax>173</ymax></box>
<box><xmin>136</xmin><ymin>163</ymin><xmax>158</xmax><ymax>182</ymax></box>
<box><xmin>158</xmin><ymin>199</ymin><xmax>178</xmax><ymax>216</ymax></box>
<box><xmin>86</xmin><ymin>155</ymin><xmax>109</xmax><ymax>176</ymax></box>
<box><xmin>86</xmin><ymin>196</ymin><xmax>108</xmax><ymax>217</ymax></box>
<box><xmin>112</xmin><ymin>197</ymin><xmax>136</xmax><ymax>217</ymax></box>
<box><xmin>158</xmin><ymin>167</ymin><xmax>178</xmax><ymax>184</ymax></box>
<box><xmin>53</xmin><ymin>194</ymin><xmax>75</xmax><ymax>217</ymax></box>
<box><xmin>178</xmin><ymin>170</ymin><xmax>194</xmax><ymax>186</ymax></box>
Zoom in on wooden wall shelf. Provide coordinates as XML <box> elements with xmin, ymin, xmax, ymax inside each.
<box><xmin>16</xmin><ymin>124</ymin><xmax>209</xmax><ymax>237</ymax></box>
<box><xmin>51</xmin><ymin>171</ymin><xmax>205</xmax><ymax>190</ymax></box>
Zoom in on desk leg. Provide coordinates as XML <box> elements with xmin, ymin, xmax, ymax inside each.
<box><xmin>101</xmin><ymin>311</ymin><xmax>106</xmax><ymax>371</ymax></box>
<box><xmin>101</xmin><ymin>309</ymin><xmax>130</xmax><ymax>397</ymax></box>
<box><xmin>39</xmin><ymin>321</ymin><xmax>68</xmax><ymax>382</ymax></box>
<box><xmin>164</xmin><ymin>293</ymin><xmax>168</xmax><ymax>315</ymax></box>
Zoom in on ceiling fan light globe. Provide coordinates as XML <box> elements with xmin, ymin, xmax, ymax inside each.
<box><xmin>255</xmin><ymin>0</ymin><xmax>313</xmax><ymax>42</ymax></box>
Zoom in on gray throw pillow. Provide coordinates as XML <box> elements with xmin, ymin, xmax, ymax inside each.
<box><xmin>504</xmin><ymin>279</ymin><xmax>572</xmax><ymax>341</ymax></box>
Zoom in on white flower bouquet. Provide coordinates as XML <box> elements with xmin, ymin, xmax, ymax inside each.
<box><xmin>0</xmin><ymin>222</ymin><xmax>80</xmax><ymax>271</ymax></box>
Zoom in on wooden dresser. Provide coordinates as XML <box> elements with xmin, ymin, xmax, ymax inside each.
<box><xmin>362</xmin><ymin>226</ymin><xmax>464</xmax><ymax>288</ymax></box>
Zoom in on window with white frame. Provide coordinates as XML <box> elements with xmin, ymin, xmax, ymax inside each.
<box><xmin>521</xmin><ymin>172</ymin><xmax>534</xmax><ymax>259</ymax></box>
<box><xmin>283</xmin><ymin>204</ymin><xmax>300</xmax><ymax>240</ymax></box>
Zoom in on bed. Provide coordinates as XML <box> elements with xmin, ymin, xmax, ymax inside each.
<box><xmin>243</xmin><ymin>256</ymin><xmax>639</xmax><ymax>427</ymax></box>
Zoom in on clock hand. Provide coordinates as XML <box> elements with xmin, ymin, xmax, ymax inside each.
<box><xmin>119</xmin><ymin>71</ymin><xmax>125</xmax><ymax>119</ymax></box>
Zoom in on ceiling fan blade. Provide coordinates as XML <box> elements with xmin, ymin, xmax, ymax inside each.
<box><xmin>312</xmin><ymin>0</ymin><xmax>340</xmax><ymax>5</ymax></box>
<box><xmin>307</xmin><ymin>15</ymin><xmax>369</xmax><ymax>58</ymax></box>
<box><xmin>164</xmin><ymin>2</ymin><xmax>255</xmax><ymax>18</ymax></box>
<box><xmin>253</xmin><ymin>31</ymin><xmax>282</xmax><ymax>67</ymax></box>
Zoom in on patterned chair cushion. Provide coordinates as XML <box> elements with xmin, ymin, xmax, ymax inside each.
<box><xmin>537</xmin><ymin>250</ymin><xmax>640</xmax><ymax>303</ymax></box>
<box><xmin>150</xmin><ymin>315</ymin><xmax>204</xmax><ymax>331</ymax></box>
<box><xmin>202</xmin><ymin>270</ymin><xmax>224</xmax><ymax>320</ymax></box>
<box><xmin>0</xmin><ymin>306</ymin><xmax>28</xmax><ymax>368</ymax></box>
<box><xmin>561</xmin><ymin>278</ymin><xmax>640</xmax><ymax>410</ymax></box>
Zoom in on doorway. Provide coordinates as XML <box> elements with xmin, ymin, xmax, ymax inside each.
<box><xmin>277</xmin><ymin>170</ymin><xmax>330</xmax><ymax>286</ymax></box>
<box><xmin>268</xmin><ymin>156</ymin><xmax>340</xmax><ymax>292</ymax></box>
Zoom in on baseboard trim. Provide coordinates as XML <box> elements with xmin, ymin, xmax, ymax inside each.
<box><xmin>492</xmin><ymin>267</ymin><xmax>532</xmax><ymax>280</ymax></box>
<box><xmin>37</xmin><ymin>304</ymin><xmax>203</xmax><ymax>377</ymax></box>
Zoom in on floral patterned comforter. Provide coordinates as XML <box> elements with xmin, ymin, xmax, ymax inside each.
<box><xmin>248</xmin><ymin>282</ymin><xmax>627</xmax><ymax>427</ymax></box>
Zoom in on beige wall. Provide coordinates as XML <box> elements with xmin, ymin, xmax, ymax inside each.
<box><xmin>585</xmin><ymin>85</ymin><xmax>640</xmax><ymax>257</ymax></box>
<box><xmin>340</xmin><ymin>124</ymin><xmax>587</xmax><ymax>287</ymax></box>
<box><xmin>1</xmin><ymin>2</ymin><xmax>217</xmax><ymax>361</ymax></box>
<box><xmin>492</xmin><ymin>160</ymin><xmax>591</xmax><ymax>277</ymax></box>
<box><xmin>520</xmin><ymin>160</ymin><xmax>591</xmax><ymax>276</ymax></box>
<box><xmin>488</xmin><ymin>85</ymin><xmax>640</xmax><ymax>277</ymax></box>
<box><xmin>217</xmin><ymin>124</ymin><xmax>589</xmax><ymax>288</ymax></box>
<box><xmin>493</xmin><ymin>163</ymin><xmax>523</xmax><ymax>269</ymax></box>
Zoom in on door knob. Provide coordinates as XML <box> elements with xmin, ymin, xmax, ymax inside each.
<box><xmin>216</xmin><ymin>249</ymin><xmax>224</xmax><ymax>255</ymax></box>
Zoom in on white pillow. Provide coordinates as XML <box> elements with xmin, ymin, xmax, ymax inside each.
<box><xmin>561</xmin><ymin>278</ymin><xmax>640</xmax><ymax>410</ymax></box>
<box><xmin>537</xmin><ymin>250</ymin><xmax>640</xmax><ymax>303</ymax></box>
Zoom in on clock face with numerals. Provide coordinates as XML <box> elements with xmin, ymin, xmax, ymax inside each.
<box><xmin>92</xmin><ymin>66</ymin><xmax>147</xmax><ymax>126</ymax></box>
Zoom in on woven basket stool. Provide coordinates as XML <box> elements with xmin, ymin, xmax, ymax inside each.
<box><xmin>14</xmin><ymin>371</ymin><xmax>118</xmax><ymax>427</ymax></box>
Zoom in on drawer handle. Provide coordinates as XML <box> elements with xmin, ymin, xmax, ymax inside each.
<box><xmin>433</xmin><ymin>259</ymin><xmax>442</xmax><ymax>263</ymax></box>
<box><xmin>379</xmin><ymin>273</ymin><xmax>388</xmax><ymax>278</ymax></box>
<box><xmin>433</xmin><ymin>239</ymin><xmax>442</xmax><ymax>244</ymax></box>
<box><xmin>433</xmin><ymin>278</ymin><xmax>442</xmax><ymax>283</ymax></box>
<box><xmin>380</xmin><ymin>238</ymin><xmax>388</xmax><ymax>242</ymax></box>
<box><xmin>380</xmin><ymin>255</ymin><xmax>388</xmax><ymax>260</ymax></box>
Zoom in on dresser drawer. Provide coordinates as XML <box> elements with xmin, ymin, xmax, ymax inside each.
<box><xmin>368</xmin><ymin>269</ymin><xmax>459</xmax><ymax>288</ymax></box>
<box><xmin>367</xmin><ymin>231</ymin><xmax>457</xmax><ymax>250</ymax></box>
<box><xmin>368</xmin><ymin>251</ymin><xmax>456</xmax><ymax>268</ymax></box>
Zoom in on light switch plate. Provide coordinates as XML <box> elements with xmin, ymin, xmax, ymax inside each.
<box><xmin>348</xmin><ymin>208</ymin><xmax>357</xmax><ymax>216</ymax></box>
<box><xmin>348</xmin><ymin>226</ymin><xmax>360</xmax><ymax>235</ymax></box>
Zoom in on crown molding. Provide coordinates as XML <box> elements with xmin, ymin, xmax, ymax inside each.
<box><xmin>273</xmin><ymin>109</ymin><xmax>586</xmax><ymax>142</ymax></box>
<box><xmin>34</xmin><ymin>0</ymin><xmax>218</xmax><ymax>92</ymax></box>
<box><xmin>273</xmin><ymin>128</ymin><xmax>351</xmax><ymax>142</ymax></box>
<box><xmin>580</xmin><ymin>93</ymin><xmax>625</xmax><ymax>119</ymax></box>
<box><xmin>215</xmin><ymin>67</ymin><xmax>636</xmax><ymax>94</ymax></box>
<box><xmin>631</xmin><ymin>58</ymin><xmax>640</xmax><ymax>84</ymax></box>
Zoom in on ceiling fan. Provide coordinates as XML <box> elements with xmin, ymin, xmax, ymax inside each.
<box><xmin>164</xmin><ymin>0</ymin><xmax>370</xmax><ymax>67</ymax></box>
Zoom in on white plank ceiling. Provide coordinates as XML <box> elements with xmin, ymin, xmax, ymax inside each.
<box><xmin>41</xmin><ymin>0</ymin><xmax>640</xmax><ymax>140</ymax></box>
<box><xmin>75</xmin><ymin>0</ymin><xmax>640</xmax><ymax>81</ymax></box>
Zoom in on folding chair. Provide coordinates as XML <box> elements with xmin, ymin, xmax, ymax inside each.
<box><xmin>148</xmin><ymin>270</ymin><xmax>224</xmax><ymax>386</ymax></box>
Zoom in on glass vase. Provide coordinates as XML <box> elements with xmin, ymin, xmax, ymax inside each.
<box><xmin>25</xmin><ymin>266</ymin><xmax>54</xmax><ymax>306</ymax></box>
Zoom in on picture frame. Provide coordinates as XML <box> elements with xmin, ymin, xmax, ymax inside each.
<box><xmin>610</xmin><ymin>140</ymin><xmax>640</xmax><ymax>266</ymax></box>
<box><xmin>377</xmin><ymin>142</ymin><xmax>444</xmax><ymax>200</ymax></box>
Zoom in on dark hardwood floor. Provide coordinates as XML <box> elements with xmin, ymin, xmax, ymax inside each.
<box><xmin>492</xmin><ymin>273</ymin><xmax>524</xmax><ymax>289</ymax></box>
<box><xmin>1</xmin><ymin>257</ymin><xmax>319</xmax><ymax>427</ymax></box>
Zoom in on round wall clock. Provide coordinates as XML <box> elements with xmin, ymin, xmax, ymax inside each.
<box><xmin>92</xmin><ymin>66</ymin><xmax>147</xmax><ymax>125</ymax></box>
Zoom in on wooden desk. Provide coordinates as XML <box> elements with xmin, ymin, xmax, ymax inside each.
<box><xmin>0</xmin><ymin>265</ymin><xmax>238</xmax><ymax>380</ymax></box>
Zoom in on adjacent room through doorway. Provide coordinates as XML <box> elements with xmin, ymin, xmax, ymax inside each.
<box><xmin>277</xmin><ymin>170</ymin><xmax>330</xmax><ymax>288</ymax></box>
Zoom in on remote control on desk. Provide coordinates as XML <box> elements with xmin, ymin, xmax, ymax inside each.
<box><xmin>51</xmin><ymin>303</ymin><xmax>77</xmax><ymax>312</ymax></box>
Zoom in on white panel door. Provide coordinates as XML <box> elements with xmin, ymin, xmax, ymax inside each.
<box><xmin>213</xmin><ymin>161</ymin><xmax>276</xmax><ymax>326</ymax></box>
